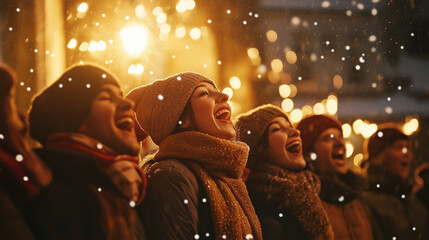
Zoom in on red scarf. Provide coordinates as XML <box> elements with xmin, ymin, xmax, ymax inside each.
<box><xmin>0</xmin><ymin>148</ymin><xmax>38</xmax><ymax>201</ymax></box>
<box><xmin>46</xmin><ymin>133</ymin><xmax>146</xmax><ymax>203</ymax></box>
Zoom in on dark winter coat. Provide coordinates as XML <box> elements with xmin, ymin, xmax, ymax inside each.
<box><xmin>140</xmin><ymin>159</ymin><xmax>214</xmax><ymax>239</ymax></box>
<box><xmin>29</xmin><ymin>147</ymin><xmax>145</xmax><ymax>240</ymax></box>
<box><xmin>361</xmin><ymin>165</ymin><xmax>429</xmax><ymax>240</ymax></box>
<box><xmin>318</xmin><ymin>171</ymin><xmax>374</xmax><ymax>240</ymax></box>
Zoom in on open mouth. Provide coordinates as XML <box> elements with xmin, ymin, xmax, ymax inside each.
<box><xmin>286</xmin><ymin>141</ymin><xmax>301</xmax><ymax>154</ymax></box>
<box><xmin>332</xmin><ymin>151</ymin><xmax>345</xmax><ymax>161</ymax></box>
<box><xmin>116</xmin><ymin>117</ymin><xmax>134</xmax><ymax>132</ymax></box>
<box><xmin>214</xmin><ymin>107</ymin><xmax>231</xmax><ymax>121</ymax></box>
<box><xmin>400</xmin><ymin>161</ymin><xmax>410</xmax><ymax>167</ymax></box>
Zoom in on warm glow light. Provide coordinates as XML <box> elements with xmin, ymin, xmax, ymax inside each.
<box><xmin>302</xmin><ymin>105</ymin><xmax>313</xmax><ymax>117</ymax></box>
<box><xmin>281</xmin><ymin>99</ymin><xmax>294</xmax><ymax>112</ymax></box>
<box><xmin>360</xmin><ymin>122</ymin><xmax>378</xmax><ymax>139</ymax></box>
<box><xmin>120</xmin><ymin>26</ymin><xmax>149</xmax><ymax>55</ymax></box>
<box><xmin>403</xmin><ymin>118</ymin><xmax>419</xmax><ymax>135</ymax></box>
<box><xmin>290</xmin><ymin>109</ymin><xmax>303</xmax><ymax>123</ymax></box>
<box><xmin>135</xmin><ymin>4</ymin><xmax>146</xmax><ymax>19</ymax></box>
<box><xmin>285</xmin><ymin>51</ymin><xmax>297</xmax><ymax>64</ymax></box>
<box><xmin>279</xmin><ymin>84</ymin><xmax>291</xmax><ymax>98</ymax></box>
<box><xmin>185</xmin><ymin>0</ymin><xmax>196</xmax><ymax>10</ymax></box>
<box><xmin>128</xmin><ymin>65</ymin><xmax>136</xmax><ymax>74</ymax></box>
<box><xmin>247</xmin><ymin>48</ymin><xmax>259</xmax><ymax>59</ymax></box>
<box><xmin>271</xmin><ymin>59</ymin><xmax>283</xmax><ymax>72</ymax></box>
<box><xmin>353</xmin><ymin>119</ymin><xmax>363</xmax><ymax>134</ymax></box>
<box><xmin>152</xmin><ymin>7</ymin><xmax>163</xmax><ymax>16</ymax></box>
<box><xmin>67</xmin><ymin>39</ymin><xmax>77</xmax><ymax>49</ymax></box>
<box><xmin>176</xmin><ymin>1</ymin><xmax>186</xmax><ymax>12</ymax></box>
<box><xmin>327</xmin><ymin>95</ymin><xmax>338</xmax><ymax>115</ymax></box>
<box><xmin>77</xmin><ymin>2</ymin><xmax>88</xmax><ymax>13</ymax></box>
<box><xmin>175</xmin><ymin>27</ymin><xmax>186</xmax><ymax>38</ymax></box>
<box><xmin>342</xmin><ymin>123</ymin><xmax>352</xmax><ymax>138</ymax></box>
<box><xmin>79</xmin><ymin>42</ymin><xmax>88</xmax><ymax>51</ymax></box>
<box><xmin>135</xmin><ymin>64</ymin><xmax>144</xmax><ymax>74</ymax></box>
<box><xmin>97</xmin><ymin>41</ymin><xmax>106</xmax><ymax>51</ymax></box>
<box><xmin>333</xmin><ymin>75</ymin><xmax>343</xmax><ymax>89</ymax></box>
<box><xmin>156</xmin><ymin>13</ymin><xmax>167</xmax><ymax>23</ymax></box>
<box><xmin>266</xmin><ymin>30</ymin><xmax>278</xmax><ymax>42</ymax></box>
<box><xmin>289</xmin><ymin>84</ymin><xmax>298</xmax><ymax>98</ymax></box>
<box><xmin>346</xmin><ymin>142</ymin><xmax>354</xmax><ymax>158</ymax></box>
<box><xmin>313</xmin><ymin>103</ymin><xmax>325</xmax><ymax>115</ymax></box>
<box><xmin>160</xmin><ymin>24</ymin><xmax>171</xmax><ymax>34</ymax></box>
<box><xmin>222</xmin><ymin>87</ymin><xmax>233</xmax><ymax>99</ymax></box>
<box><xmin>190</xmin><ymin>28</ymin><xmax>201</xmax><ymax>39</ymax></box>
<box><xmin>229</xmin><ymin>76</ymin><xmax>241</xmax><ymax>89</ymax></box>
<box><xmin>353</xmin><ymin>153</ymin><xmax>363</xmax><ymax>166</ymax></box>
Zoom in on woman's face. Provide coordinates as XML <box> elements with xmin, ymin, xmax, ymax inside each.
<box><xmin>382</xmin><ymin>139</ymin><xmax>413</xmax><ymax>179</ymax></box>
<box><xmin>266</xmin><ymin>116</ymin><xmax>306</xmax><ymax>170</ymax></box>
<box><xmin>313</xmin><ymin>128</ymin><xmax>347</xmax><ymax>175</ymax></box>
<box><xmin>187</xmin><ymin>82</ymin><xmax>235</xmax><ymax>140</ymax></box>
<box><xmin>79</xmin><ymin>84</ymin><xmax>140</xmax><ymax>155</ymax></box>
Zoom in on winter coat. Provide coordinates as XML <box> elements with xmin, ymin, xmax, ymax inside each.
<box><xmin>361</xmin><ymin>165</ymin><xmax>429</xmax><ymax>240</ymax></box>
<box><xmin>318</xmin><ymin>171</ymin><xmax>373</xmax><ymax>240</ymax></box>
<box><xmin>246</xmin><ymin>163</ymin><xmax>334</xmax><ymax>240</ymax></box>
<box><xmin>140</xmin><ymin>131</ymin><xmax>262</xmax><ymax>240</ymax></box>
<box><xmin>29</xmin><ymin>147</ymin><xmax>145</xmax><ymax>240</ymax></box>
<box><xmin>0</xmin><ymin>148</ymin><xmax>35</xmax><ymax>239</ymax></box>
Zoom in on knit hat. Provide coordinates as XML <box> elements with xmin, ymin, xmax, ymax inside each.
<box><xmin>126</xmin><ymin>72</ymin><xmax>215</xmax><ymax>145</ymax></box>
<box><xmin>234</xmin><ymin>104</ymin><xmax>290</xmax><ymax>169</ymax></box>
<box><xmin>296</xmin><ymin>115</ymin><xmax>342</xmax><ymax>155</ymax></box>
<box><xmin>29</xmin><ymin>64</ymin><xmax>120</xmax><ymax>145</ymax></box>
<box><xmin>365</xmin><ymin>124</ymin><xmax>408</xmax><ymax>162</ymax></box>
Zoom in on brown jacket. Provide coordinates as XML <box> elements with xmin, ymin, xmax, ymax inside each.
<box><xmin>318</xmin><ymin>171</ymin><xmax>373</xmax><ymax>240</ymax></box>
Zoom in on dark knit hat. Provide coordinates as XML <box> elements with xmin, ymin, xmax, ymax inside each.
<box><xmin>296</xmin><ymin>115</ymin><xmax>342</xmax><ymax>155</ymax></box>
<box><xmin>234</xmin><ymin>104</ymin><xmax>290</xmax><ymax>169</ymax></box>
<box><xmin>29</xmin><ymin>64</ymin><xmax>120</xmax><ymax>145</ymax></box>
<box><xmin>365</xmin><ymin>124</ymin><xmax>408</xmax><ymax>161</ymax></box>
<box><xmin>126</xmin><ymin>72</ymin><xmax>215</xmax><ymax>145</ymax></box>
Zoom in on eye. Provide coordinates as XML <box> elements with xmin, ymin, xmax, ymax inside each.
<box><xmin>270</xmin><ymin>127</ymin><xmax>280</xmax><ymax>133</ymax></box>
<box><xmin>199</xmin><ymin>91</ymin><xmax>209</xmax><ymax>97</ymax></box>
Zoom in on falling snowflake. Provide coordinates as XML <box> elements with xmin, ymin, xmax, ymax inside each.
<box><xmin>98</xmin><ymin>188</ymin><xmax>102</xmax><ymax>192</ymax></box>
<box><xmin>202</xmin><ymin>198</ymin><xmax>207</xmax><ymax>203</ymax></box>
<box><xmin>376</xmin><ymin>184</ymin><xmax>380</xmax><ymax>188</ymax></box>
<box><xmin>310</xmin><ymin>152</ymin><xmax>317</xmax><ymax>161</ymax></box>
<box><xmin>129</xmin><ymin>201</ymin><xmax>136</xmax><ymax>207</ymax></box>
<box><xmin>194</xmin><ymin>234</ymin><xmax>200</xmax><ymax>239</ymax></box>
<box><xmin>177</xmin><ymin>76</ymin><xmax>182</xmax><ymax>81</ymax></box>
<box><xmin>377</xmin><ymin>131</ymin><xmax>383</xmax><ymax>138</ymax></box>
<box><xmin>247</xmin><ymin>130</ymin><xmax>251</xmax><ymax>135</ymax></box>
<box><xmin>0</xmin><ymin>134</ymin><xmax>4</xmax><ymax>140</ymax></box>
<box><xmin>158</xmin><ymin>95</ymin><xmax>164</xmax><ymax>100</ymax></box>
<box><xmin>279</xmin><ymin>213</ymin><xmax>283</xmax><ymax>217</ymax></box>
<box><xmin>23</xmin><ymin>176</ymin><xmax>29</xmax><ymax>181</ymax></box>
<box><xmin>96</xmin><ymin>143</ymin><xmax>103</xmax><ymax>149</ymax></box>
<box><xmin>16</xmin><ymin>154</ymin><xmax>23</xmax><ymax>162</ymax></box>
<box><xmin>338</xmin><ymin>195</ymin><xmax>345</xmax><ymax>202</ymax></box>
<box><xmin>246</xmin><ymin>234</ymin><xmax>253</xmax><ymax>239</ymax></box>
<box><xmin>184</xmin><ymin>199</ymin><xmax>189</xmax><ymax>204</ymax></box>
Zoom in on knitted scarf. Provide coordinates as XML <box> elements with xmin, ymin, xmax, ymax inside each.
<box><xmin>318</xmin><ymin>170</ymin><xmax>367</xmax><ymax>205</ymax></box>
<box><xmin>366</xmin><ymin>165</ymin><xmax>413</xmax><ymax>197</ymax></box>
<box><xmin>155</xmin><ymin>131</ymin><xmax>262</xmax><ymax>240</ymax></box>
<box><xmin>246</xmin><ymin>163</ymin><xmax>334</xmax><ymax>240</ymax></box>
<box><xmin>46</xmin><ymin>132</ymin><xmax>146</xmax><ymax>203</ymax></box>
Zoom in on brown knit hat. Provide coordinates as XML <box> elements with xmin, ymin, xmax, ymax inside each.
<box><xmin>28</xmin><ymin>64</ymin><xmax>120</xmax><ymax>145</ymax></box>
<box><xmin>365</xmin><ymin>124</ymin><xmax>408</xmax><ymax>162</ymax></box>
<box><xmin>234</xmin><ymin>104</ymin><xmax>290</xmax><ymax>169</ymax></box>
<box><xmin>126</xmin><ymin>72</ymin><xmax>215</xmax><ymax>145</ymax></box>
<box><xmin>296</xmin><ymin>115</ymin><xmax>342</xmax><ymax>155</ymax></box>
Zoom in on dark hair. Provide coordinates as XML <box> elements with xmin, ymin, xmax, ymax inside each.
<box><xmin>248</xmin><ymin>126</ymin><xmax>271</xmax><ymax>170</ymax></box>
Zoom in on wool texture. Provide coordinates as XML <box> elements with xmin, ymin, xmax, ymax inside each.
<box><xmin>296</xmin><ymin>115</ymin><xmax>342</xmax><ymax>155</ymax></box>
<box><xmin>234</xmin><ymin>104</ymin><xmax>290</xmax><ymax>169</ymax></box>
<box><xmin>154</xmin><ymin>131</ymin><xmax>262</xmax><ymax>240</ymax></box>
<box><xmin>29</xmin><ymin>64</ymin><xmax>120</xmax><ymax>145</ymax></box>
<box><xmin>126</xmin><ymin>72</ymin><xmax>215</xmax><ymax>145</ymax></box>
<box><xmin>46</xmin><ymin>132</ymin><xmax>146</xmax><ymax>204</ymax></box>
<box><xmin>246</xmin><ymin>162</ymin><xmax>334</xmax><ymax>240</ymax></box>
<box><xmin>365</xmin><ymin>125</ymin><xmax>408</xmax><ymax>162</ymax></box>
<box><xmin>318</xmin><ymin>171</ymin><xmax>368</xmax><ymax>205</ymax></box>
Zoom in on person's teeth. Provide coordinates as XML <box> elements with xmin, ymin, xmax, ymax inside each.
<box><xmin>215</xmin><ymin>109</ymin><xmax>230</xmax><ymax>118</ymax></box>
<box><xmin>117</xmin><ymin>117</ymin><xmax>133</xmax><ymax>125</ymax></box>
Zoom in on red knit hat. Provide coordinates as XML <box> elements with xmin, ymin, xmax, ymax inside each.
<box><xmin>296</xmin><ymin>115</ymin><xmax>342</xmax><ymax>155</ymax></box>
<box><xmin>365</xmin><ymin>124</ymin><xmax>408</xmax><ymax>162</ymax></box>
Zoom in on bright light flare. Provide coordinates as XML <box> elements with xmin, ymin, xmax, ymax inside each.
<box><xmin>67</xmin><ymin>39</ymin><xmax>77</xmax><ymax>49</ymax></box>
<box><xmin>285</xmin><ymin>51</ymin><xmax>297</xmax><ymax>64</ymax></box>
<box><xmin>222</xmin><ymin>87</ymin><xmax>233</xmax><ymax>99</ymax></box>
<box><xmin>279</xmin><ymin>84</ymin><xmax>291</xmax><ymax>98</ymax></box>
<box><xmin>120</xmin><ymin>26</ymin><xmax>149</xmax><ymax>55</ymax></box>
<box><xmin>313</xmin><ymin>103</ymin><xmax>324</xmax><ymax>115</ymax></box>
<box><xmin>403</xmin><ymin>118</ymin><xmax>419</xmax><ymax>135</ymax></box>
<box><xmin>77</xmin><ymin>2</ymin><xmax>88</xmax><ymax>13</ymax></box>
<box><xmin>281</xmin><ymin>99</ymin><xmax>294</xmax><ymax>112</ymax></box>
<box><xmin>229</xmin><ymin>77</ymin><xmax>241</xmax><ymax>89</ymax></box>
<box><xmin>346</xmin><ymin>142</ymin><xmax>354</xmax><ymax>158</ymax></box>
<box><xmin>190</xmin><ymin>28</ymin><xmax>201</xmax><ymax>39</ymax></box>
<box><xmin>175</xmin><ymin>27</ymin><xmax>186</xmax><ymax>38</ymax></box>
<box><xmin>290</xmin><ymin>109</ymin><xmax>303</xmax><ymax>123</ymax></box>
<box><xmin>271</xmin><ymin>59</ymin><xmax>283</xmax><ymax>72</ymax></box>
<box><xmin>342</xmin><ymin>123</ymin><xmax>352</xmax><ymax>138</ymax></box>
<box><xmin>327</xmin><ymin>95</ymin><xmax>338</xmax><ymax>115</ymax></box>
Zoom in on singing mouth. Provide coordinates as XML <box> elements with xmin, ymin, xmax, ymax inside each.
<box><xmin>286</xmin><ymin>141</ymin><xmax>301</xmax><ymax>154</ymax></box>
<box><xmin>214</xmin><ymin>106</ymin><xmax>231</xmax><ymax>121</ymax></box>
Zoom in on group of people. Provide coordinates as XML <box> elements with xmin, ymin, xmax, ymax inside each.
<box><xmin>1</xmin><ymin>63</ymin><xmax>428</xmax><ymax>240</ymax></box>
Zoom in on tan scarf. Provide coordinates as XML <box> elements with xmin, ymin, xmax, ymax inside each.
<box><xmin>246</xmin><ymin>163</ymin><xmax>334</xmax><ymax>240</ymax></box>
<box><xmin>155</xmin><ymin>131</ymin><xmax>262</xmax><ymax>240</ymax></box>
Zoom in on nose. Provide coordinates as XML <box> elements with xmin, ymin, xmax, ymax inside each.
<box><xmin>119</xmin><ymin>97</ymin><xmax>135</xmax><ymax>111</ymax></box>
<box><xmin>289</xmin><ymin>128</ymin><xmax>300</xmax><ymax>138</ymax></box>
<box><xmin>333</xmin><ymin>136</ymin><xmax>345</xmax><ymax>148</ymax></box>
<box><xmin>216</xmin><ymin>91</ymin><xmax>229</xmax><ymax>103</ymax></box>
